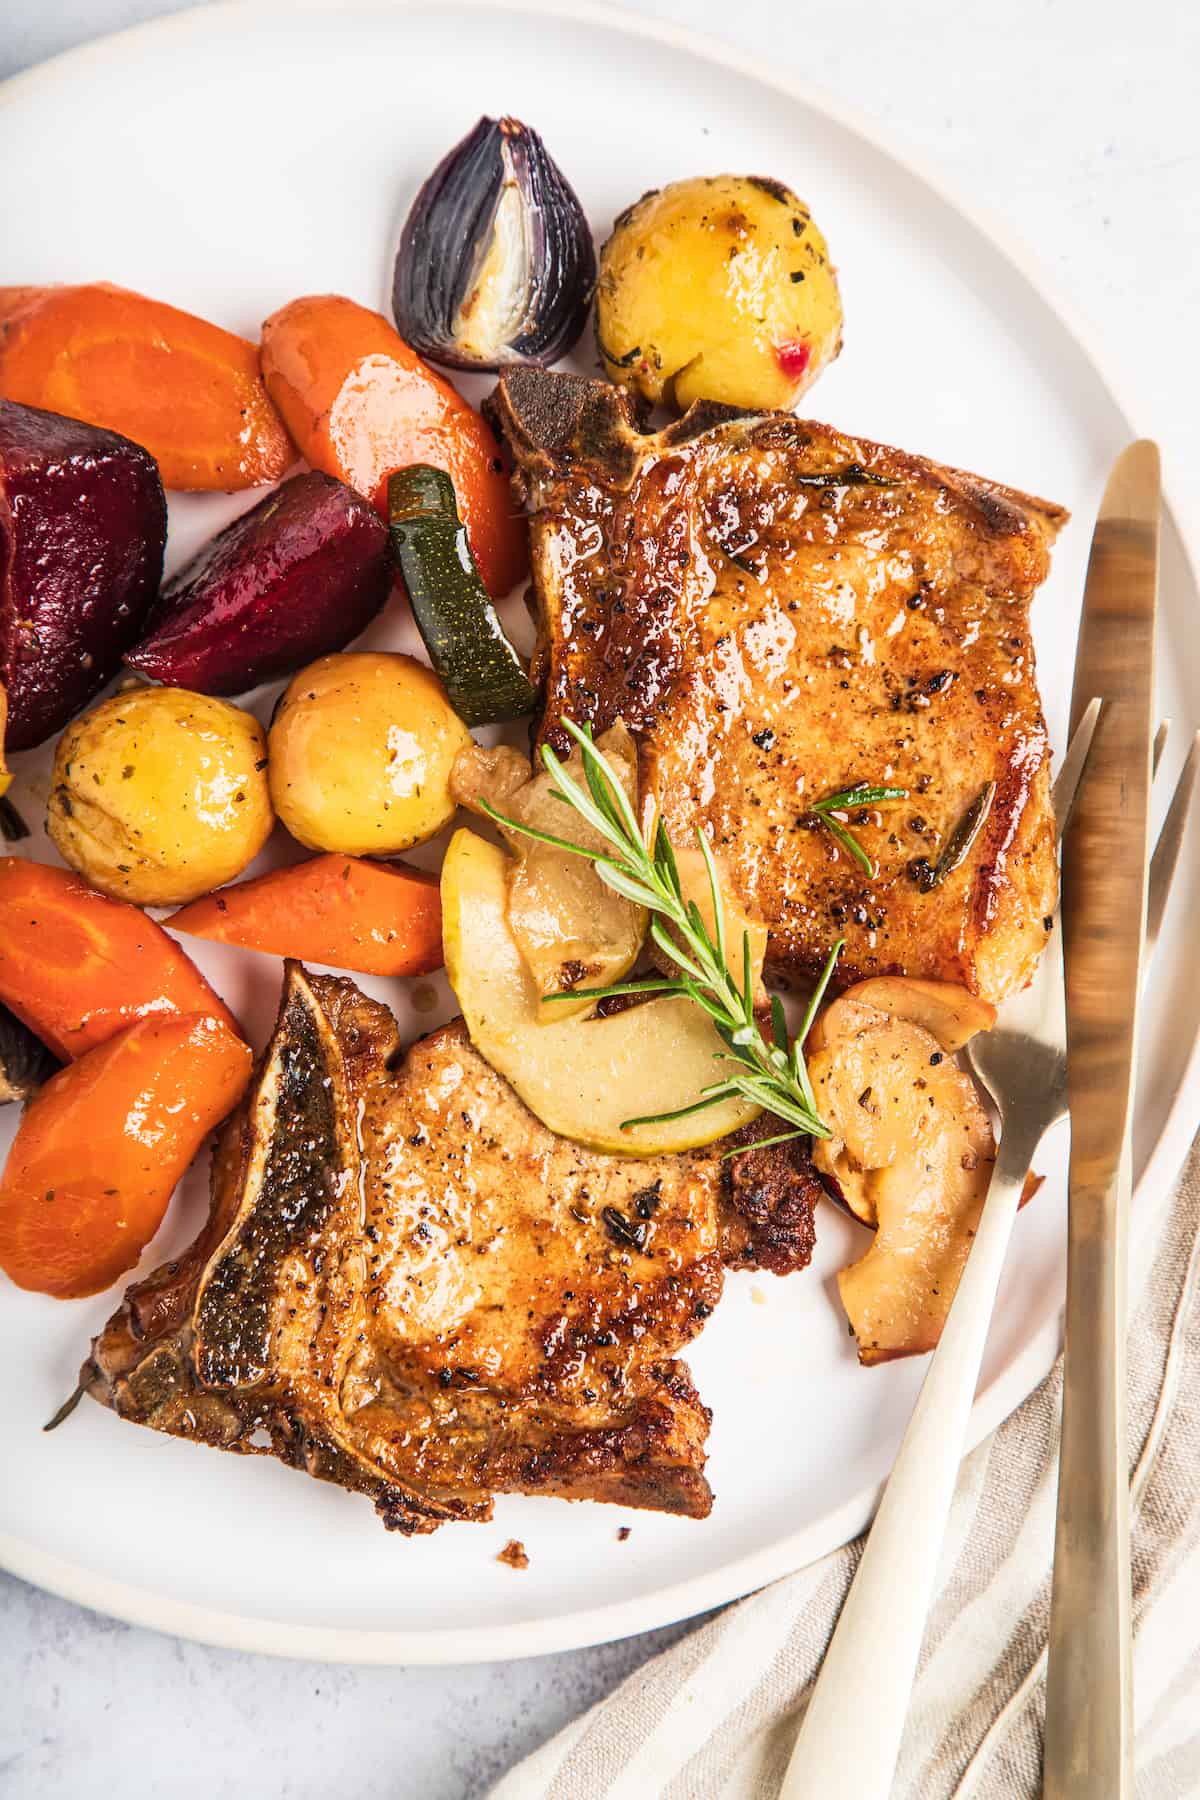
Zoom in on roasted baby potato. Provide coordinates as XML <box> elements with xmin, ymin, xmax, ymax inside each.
<box><xmin>596</xmin><ymin>174</ymin><xmax>842</xmax><ymax>412</ymax></box>
<box><xmin>47</xmin><ymin>687</ymin><xmax>273</xmax><ymax>905</ymax></box>
<box><xmin>268</xmin><ymin>653</ymin><xmax>470</xmax><ymax>855</ymax></box>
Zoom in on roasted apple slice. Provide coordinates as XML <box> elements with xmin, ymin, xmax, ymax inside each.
<box><xmin>808</xmin><ymin>983</ymin><xmax>995</xmax><ymax>1361</ymax></box>
<box><xmin>452</xmin><ymin>726</ymin><xmax>645</xmax><ymax>1022</ymax></box>
<box><xmin>810</xmin><ymin>977</ymin><xmax>995</xmax><ymax>1057</ymax></box>
<box><xmin>441</xmin><ymin>826</ymin><xmax>759</xmax><ymax>1154</ymax></box>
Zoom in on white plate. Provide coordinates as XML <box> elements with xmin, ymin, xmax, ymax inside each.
<box><xmin>1</xmin><ymin>0</ymin><xmax>1197</xmax><ymax>1667</ymax></box>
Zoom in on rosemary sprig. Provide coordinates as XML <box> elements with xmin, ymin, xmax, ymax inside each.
<box><xmin>480</xmin><ymin>720</ymin><xmax>844</xmax><ymax>1147</ymax></box>
<box><xmin>805</xmin><ymin>782</ymin><xmax>907</xmax><ymax>878</ymax></box>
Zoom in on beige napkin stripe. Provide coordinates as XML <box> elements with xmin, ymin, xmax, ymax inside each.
<box><xmin>954</xmin><ymin>1189</ymin><xmax>1200</xmax><ymax>1797</ymax></box>
<box><xmin>491</xmin><ymin>1144</ymin><xmax>1200</xmax><ymax>1800</ymax></box>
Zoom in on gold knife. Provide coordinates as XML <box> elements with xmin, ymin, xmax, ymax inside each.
<box><xmin>1044</xmin><ymin>440</ymin><xmax>1160</xmax><ymax>1798</ymax></box>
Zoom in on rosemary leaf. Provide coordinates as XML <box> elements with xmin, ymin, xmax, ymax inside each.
<box><xmin>538</xmin><ymin>743</ymin><xmax>627</xmax><ymax>852</ymax></box>
<box><xmin>542</xmin><ymin>979</ymin><xmax>679</xmax><ymax>1003</ymax></box>
<box><xmin>742</xmin><ymin>929</ymin><xmax>755</xmax><ymax>1025</ymax></box>
<box><xmin>560</xmin><ymin>719</ymin><xmax>642</xmax><ymax>844</ymax></box>
<box><xmin>816</xmin><ymin>810</ymin><xmax>876</xmax><ymax>876</ymax></box>
<box><xmin>792</xmin><ymin>464</ymin><xmax>894</xmax><ymax>489</ymax></box>
<box><xmin>924</xmin><ymin>782</ymin><xmax>996</xmax><ymax>891</ymax></box>
<box><xmin>794</xmin><ymin>939</ymin><xmax>845</xmax><ymax>1052</ymax></box>
<box><xmin>695</xmin><ymin>828</ymin><xmax>727</xmax><ymax>967</ymax></box>
<box><xmin>679</xmin><ymin>980</ymin><xmax>734</xmax><ymax>1025</ymax></box>
<box><xmin>819</xmin><ymin>782</ymin><xmax>908</xmax><ymax>810</ymax></box>
<box><xmin>649</xmin><ymin>916</ymin><xmax>705</xmax><ymax>980</ymax></box>
<box><xmin>621</xmin><ymin>1089</ymin><xmax>742</xmax><ymax>1130</ymax></box>
<box><xmin>721</xmin><ymin>1128</ymin><xmax>804</xmax><ymax>1160</ymax></box>
<box><xmin>594</xmin><ymin>863</ymin><xmax>663</xmax><ymax>911</ymax></box>
<box><xmin>485</xmin><ymin>718</ymin><xmax>884</xmax><ymax>1152</ymax></box>
<box><xmin>655</xmin><ymin>818</ymin><xmax>683</xmax><ymax>901</ymax></box>
<box><xmin>478</xmin><ymin>801</ymin><xmax>622</xmax><ymax>866</ymax></box>
<box><xmin>806</xmin><ymin>782</ymin><xmax>908</xmax><ymax>879</ymax></box>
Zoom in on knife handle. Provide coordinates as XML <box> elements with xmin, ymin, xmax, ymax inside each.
<box><xmin>1043</xmin><ymin>1140</ymin><xmax>1134</xmax><ymax>1798</ymax></box>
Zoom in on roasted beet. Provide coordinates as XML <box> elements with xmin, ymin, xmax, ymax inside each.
<box><xmin>0</xmin><ymin>400</ymin><xmax>166</xmax><ymax>751</ymax></box>
<box><xmin>127</xmin><ymin>472</ymin><xmax>393</xmax><ymax>695</ymax></box>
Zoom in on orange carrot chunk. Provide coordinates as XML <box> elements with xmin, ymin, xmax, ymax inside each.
<box><xmin>169</xmin><ymin>854</ymin><xmax>443</xmax><ymax>978</ymax></box>
<box><xmin>259</xmin><ymin>294</ymin><xmax>526</xmax><ymax>600</ymax></box>
<box><xmin>0</xmin><ymin>1011</ymin><xmax>251</xmax><ymax>1298</ymax></box>
<box><xmin>0</xmin><ymin>283</ymin><xmax>294</xmax><ymax>491</ymax></box>
<box><xmin>0</xmin><ymin>857</ymin><xmax>241</xmax><ymax>1061</ymax></box>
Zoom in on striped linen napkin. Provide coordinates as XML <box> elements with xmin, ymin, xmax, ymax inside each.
<box><xmin>491</xmin><ymin>1140</ymin><xmax>1200</xmax><ymax>1799</ymax></box>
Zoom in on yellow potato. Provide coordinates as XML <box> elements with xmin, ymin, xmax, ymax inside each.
<box><xmin>47</xmin><ymin>686</ymin><xmax>272</xmax><ymax>905</ymax></box>
<box><xmin>596</xmin><ymin>174</ymin><xmax>843</xmax><ymax>412</ymax></box>
<box><xmin>269</xmin><ymin>653</ymin><xmax>470</xmax><ymax>855</ymax></box>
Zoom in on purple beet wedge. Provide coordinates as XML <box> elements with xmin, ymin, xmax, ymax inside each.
<box><xmin>127</xmin><ymin>472</ymin><xmax>394</xmax><ymax>695</ymax></box>
<box><xmin>0</xmin><ymin>399</ymin><xmax>167</xmax><ymax>751</ymax></box>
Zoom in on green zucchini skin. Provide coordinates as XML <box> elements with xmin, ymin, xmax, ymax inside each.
<box><xmin>387</xmin><ymin>465</ymin><xmax>538</xmax><ymax>727</ymax></box>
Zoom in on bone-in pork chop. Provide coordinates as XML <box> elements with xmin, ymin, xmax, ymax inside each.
<box><xmin>489</xmin><ymin>370</ymin><xmax>1068</xmax><ymax>1004</ymax></box>
<box><xmin>83</xmin><ymin>964</ymin><xmax>824</xmax><ymax>1533</ymax></box>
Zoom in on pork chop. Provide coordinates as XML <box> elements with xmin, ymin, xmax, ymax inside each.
<box><xmin>82</xmin><ymin>963</ymin><xmax>824</xmax><ymax>1532</ymax></box>
<box><xmin>489</xmin><ymin>370</ymin><xmax>1068</xmax><ymax>1005</ymax></box>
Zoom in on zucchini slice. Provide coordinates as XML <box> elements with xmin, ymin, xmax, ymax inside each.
<box><xmin>387</xmin><ymin>465</ymin><xmax>538</xmax><ymax>727</ymax></box>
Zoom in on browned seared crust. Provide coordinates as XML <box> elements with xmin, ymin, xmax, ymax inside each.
<box><xmin>490</xmin><ymin>370</ymin><xmax>1067</xmax><ymax>1005</ymax></box>
<box><xmin>721</xmin><ymin>1129</ymin><xmax>825</xmax><ymax>1275</ymax></box>
<box><xmin>84</xmin><ymin>965</ymin><xmax>822</xmax><ymax>1533</ymax></box>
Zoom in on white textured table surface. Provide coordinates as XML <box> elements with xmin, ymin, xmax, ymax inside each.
<box><xmin>2</xmin><ymin>3</ymin><xmax>1197</xmax><ymax>1797</ymax></box>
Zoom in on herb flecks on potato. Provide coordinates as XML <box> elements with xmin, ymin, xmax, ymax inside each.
<box><xmin>596</xmin><ymin>174</ymin><xmax>843</xmax><ymax>413</ymax></box>
<box><xmin>268</xmin><ymin>652</ymin><xmax>470</xmax><ymax>856</ymax></box>
<box><xmin>48</xmin><ymin>687</ymin><xmax>273</xmax><ymax>906</ymax></box>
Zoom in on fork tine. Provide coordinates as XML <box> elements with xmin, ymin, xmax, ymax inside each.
<box><xmin>1153</xmin><ymin>719</ymin><xmax>1170</xmax><ymax>775</ymax></box>
<box><xmin>1146</xmin><ymin>731</ymin><xmax>1199</xmax><ymax>952</ymax></box>
<box><xmin>1053</xmin><ymin>697</ymin><xmax>1105</xmax><ymax>841</ymax></box>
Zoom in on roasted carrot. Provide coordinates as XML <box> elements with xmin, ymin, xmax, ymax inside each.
<box><xmin>259</xmin><ymin>295</ymin><xmax>527</xmax><ymax>600</ymax></box>
<box><xmin>0</xmin><ymin>283</ymin><xmax>294</xmax><ymax>491</ymax></box>
<box><xmin>0</xmin><ymin>1011</ymin><xmax>250</xmax><ymax>1298</ymax></box>
<box><xmin>0</xmin><ymin>857</ymin><xmax>240</xmax><ymax>1061</ymax></box>
<box><xmin>0</xmin><ymin>288</ymin><xmax>46</xmax><ymax>330</ymax></box>
<box><xmin>169</xmin><ymin>854</ymin><xmax>443</xmax><ymax>978</ymax></box>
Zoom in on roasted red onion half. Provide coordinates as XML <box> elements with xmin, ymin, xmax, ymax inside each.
<box><xmin>392</xmin><ymin>115</ymin><xmax>595</xmax><ymax>372</ymax></box>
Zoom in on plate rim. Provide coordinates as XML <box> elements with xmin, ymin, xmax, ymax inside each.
<box><xmin>2</xmin><ymin>0</ymin><xmax>1197</xmax><ymax>1667</ymax></box>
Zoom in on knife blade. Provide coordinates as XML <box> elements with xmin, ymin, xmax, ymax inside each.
<box><xmin>1044</xmin><ymin>439</ymin><xmax>1160</xmax><ymax>1799</ymax></box>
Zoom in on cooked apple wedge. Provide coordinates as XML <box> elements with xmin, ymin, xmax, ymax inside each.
<box><xmin>808</xmin><ymin>986</ymin><xmax>995</xmax><ymax>1361</ymax></box>
<box><xmin>808</xmin><ymin>977</ymin><xmax>995</xmax><ymax>1058</ymax></box>
<box><xmin>442</xmin><ymin>827</ymin><xmax>760</xmax><ymax>1155</ymax></box>
<box><xmin>452</xmin><ymin>726</ymin><xmax>644</xmax><ymax>1022</ymax></box>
